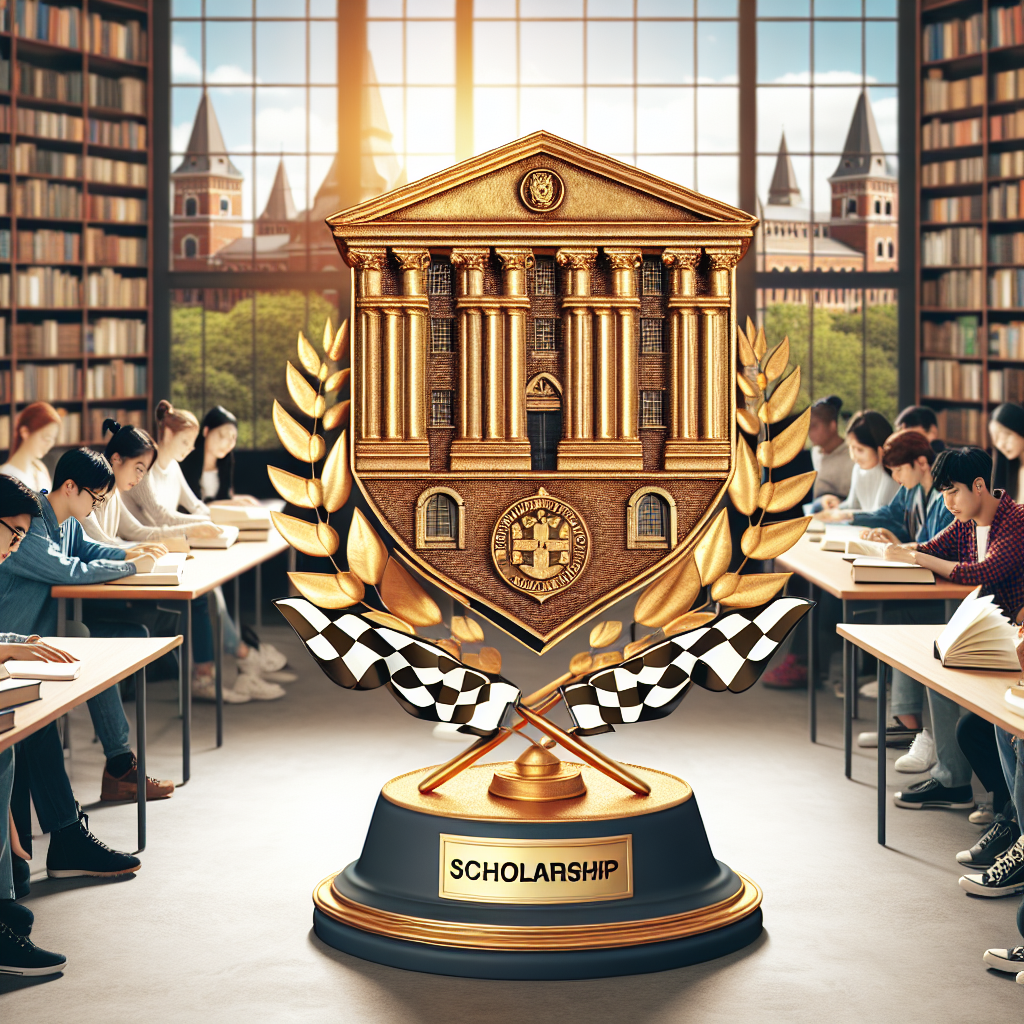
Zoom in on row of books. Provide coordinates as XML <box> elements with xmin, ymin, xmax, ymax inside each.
<box><xmin>0</xmin><ymin>229</ymin><xmax>146</xmax><ymax>266</ymax></box>
<box><xmin>992</xmin><ymin>66</ymin><xmax>1024</xmax><ymax>102</ymax></box>
<box><xmin>0</xmin><ymin>2</ymin><xmax>148</xmax><ymax>63</ymax></box>
<box><xmin>15</xmin><ymin>62</ymin><xmax>81</xmax><ymax>104</ymax></box>
<box><xmin>13</xmin><ymin>180</ymin><xmax>81</xmax><ymax>219</ymax></box>
<box><xmin>85</xmin><ymin>268</ymin><xmax>146</xmax><ymax>310</ymax></box>
<box><xmin>988</xmin><ymin>367</ymin><xmax>1024</xmax><ymax>403</ymax></box>
<box><xmin>989</xmin><ymin>268</ymin><xmax>1024</xmax><ymax>308</ymax></box>
<box><xmin>922</xmin><ymin>71</ymin><xmax>984</xmax><ymax>114</ymax></box>
<box><xmin>0</xmin><ymin>408</ymin><xmax>76</xmax><ymax>448</ymax></box>
<box><xmin>991</xmin><ymin>150</ymin><xmax>1024</xmax><ymax>179</ymax></box>
<box><xmin>0</xmin><ymin>318</ymin><xmax>147</xmax><ymax>358</ymax></box>
<box><xmin>989</xmin><ymin>111</ymin><xmax>1024</xmax><ymax>141</ymax></box>
<box><xmin>89</xmin><ymin>318</ymin><xmax>146</xmax><ymax>356</ymax></box>
<box><xmin>990</xmin><ymin>2</ymin><xmax>1024</xmax><ymax>49</ymax></box>
<box><xmin>85</xmin><ymin>360</ymin><xmax>146</xmax><ymax>400</ymax></box>
<box><xmin>84</xmin><ymin>13</ymin><xmax>147</xmax><ymax>63</ymax></box>
<box><xmin>922</xmin><ymin>156</ymin><xmax>984</xmax><ymax>186</ymax></box>
<box><xmin>922</xmin><ymin>116</ymin><xmax>983</xmax><ymax>150</ymax></box>
<box><xmin>921</xmin><ymin>358</ymin><xmax>983</xmax><ymax>401</ymax></box>
<box><xmin>0</xmin><ymin>362</ymin><xmax>83</xmax><ymax>401</ymax></box>
<box><xmin>921</xmin><ymin>316</ymin><xmax>980</xmax><ymax>357</ymax></box>
<box><xmin>922</xmin><ymin>194</ymin><xmax>983</xmax><ymax>223</ymax></box>
<box><xmin>921</xmin><ymin>226</ymin><xmax>983</xmax><ymax>267</ymax></box>
<box><xmin>921</xmin><ymin>269</ymin><xmax>984</xmax><ymax>308</ymax></box>
<box><xmin>87</xmin><ymin>75</ymin><xmax>145</xmax><ymax>117</ymax></box>
<box><xmin>85</xmin><ymin>195</ymin><xmax>145</xmax><ymax>224</ymax></box>
<box><xmin>85</xmin><ymin>156</ymin><xmax>146</xmax><ymax>188</ymax></box>
<box><xmin>14</xmin><ymin>227</ymin><xmax>77</xmax><ymax>263</ymax></box>
<box><xmin>922</xmin><ymin>12</ymin><xmax>984</xmax><ymax>62</ymax></box>
<box><xmin>0</xmin><ymin>269</ymin><xmax>148</xmax><ymax>308</ymax></box>
<box><xmin>988</xmin><ymin>181</ymin><xmax>1024</xmax><ymax>220</ymax></box>
<box><xmin>987</xmin><ymin>321</ymin><xmax>1024</xmax><ymax>358</ymax></box>
<box><xmin>13</xmin><ymin>142</ymin><xmax>80</xmax><ymax>178</ymax></box>
<box><xmin>0</xmin><ymin>108</ymin><xmax>147</xmax><ymax>150</ymax></box>
<box><xmin>85</xmin><ymin>230</ymin><xmax>145</xmax><ymax>267</ymax></box>
<box><xmin>989</xmin><ymin>231</ymin><xmax>1024</xmax><ymax>264</ymax></box>
<box><xmin>936</xmin><ymin>407</ymin><xmax>984</xmax><ymax>447</ymax></box>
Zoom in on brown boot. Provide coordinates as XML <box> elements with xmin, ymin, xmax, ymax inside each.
<box><xmin>101</xmin><ymin>755</ymin><xmax>174</xmax><ymax>802</ymax></box>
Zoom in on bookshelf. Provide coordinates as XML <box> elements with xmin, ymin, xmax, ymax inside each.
<box><xmin>0</xmin><ymin>0</ymin><xmax>152</xmax><ymax>451</ymax></box>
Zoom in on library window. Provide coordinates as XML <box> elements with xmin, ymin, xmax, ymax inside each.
<box><xmin>184</xmin><ymin>196</ymin><xmax>197</xmax><ymax>217</ymax></box>
<box><xmin>416</xmin><ymin>487</ymin><xmax>464</xmax><ymax>550</ymax></box>
<box><xmin>427</xmin><ymin>260</ymin><xmax>451</xmax><ymax>295</ymax></box>
<box><xmin>640</xmin><ymin>319</ymin><xmax>663</xmax><ymax>354</ymax></box>
<box><xmin>430</xmin><ymin>318</ymin><xmax>454</xmax><ymax>353</ymax></box>
<box><xmin>532</xmin><ymin>257</ymin><xmax>556</xmax><ymax>296</ymax></box>
<box><xmin>425</xmin><ymin>494</ymin><xmax>456</xmax><ymax>540</ymax></box>
<box><xmin>637</xmin><ymin>494</ymin><xmax>667</xmax><ymax>540</ymax></box>
<box><xmin>641</xmin><ymin>259</ymin><xmax>662</xmax><ymax>296</ymax></box>
<box><xmin>640</xmin><ymin>390</ymin><xmax>663</xmax><ymax>428</ymax></box>
<box><xmin>431</xmin><ymin>389</ymin><xmax>453</xmax><ymax>426</ymax></box>
<box><xmin>532</xmin><ymin>318</ymin><xmax>557</xmax><ymax>351</ymax></box>
<box><xmin>183</xmin><ymin>236</ymin><xmax>198</xmax><ymax>259</ymax></box>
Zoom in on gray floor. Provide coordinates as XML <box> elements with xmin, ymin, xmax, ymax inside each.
<box><xmin>1</xmin><ymin>609</ymin><xmax>1021</xmax><ymax>1021</ymax></box>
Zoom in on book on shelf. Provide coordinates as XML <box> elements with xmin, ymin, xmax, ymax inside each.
<box><xmin>13</xmin><ymin>321</ymin><xmax>82</xmax><ymax>359</ymax></box>
<box><xmin>990</xmin><ymin>3</ymin><xmax>1024</xmax><ymax>48</ymax></box>
<box><xmin>922</xmin><ymin>70</ymin><xmax>984</xmax><ymax>114</ymax></box>
<box><xmin>922</xmin><ymin>316</ymin><xmax>979</xmax><ymax>357</ymax></box>
<box><xmin>990</xmin><ymin>151</ymin><xmax>1024</xmax><ymax>179</ymax></box>
<box><xmin>992</xmin><ymin>67</ymin><xmax>1024</xmax><ymax>102</ymax></box>
<box><xmin>935</xmin><ymin>589</ymin><xmax>1020</xmax><ymax>670</ymax></box>
<box><xmin>921</xmin><ymin>270</ymin><xmax>983</xmax><ymax>308</ymax></box>
<box><xmin>988</xmin><ymin>367</ymin><xmax>1024</xmax><ymax>404</ymax></box>
<box><xmin>935</xmin><ymin>407</ymin><xmax>983</xmax><ymax>447</ymax></box>
<box><xmin>922</xmin><ymin>13</ymin><xmax>984</xmax><ymax>62</ymax></box>
<box><xmin>922</xmin><ymin>195</ymin><xmax>983</xmax><ymax>224</ymax></box>
<box><xmin>188</xmin><ymin>525</ymin><xmax>238</xmax><ymax>550</ymax></box>
<box><xmin>988</xmin><ymin>321</ymin><xmax>1024</xmax><ymax>358</ymax></box>
<box><xmin>108</xmin><ymin>553</ymin><xmax>186</xmax><ymax>587</ymax></box>
<box><xmin>922</xmin><ymin>156</ymin><xmax>984</xmax><ymax>186</ymax></box>
<box><xmin>989</xmin><ymin>268</ymin><xmax>1024</xmax><ymax>309</ymax></box>
<box><xmin>921</xmin><ymin>359</ymin><xmax>983</xmax><ymax>401</ymax></box>
<box><xmin>2</xmin><ymin>660</ymin><xmax>79</xmax><ymax>682</ymax></box>
<box><xmin>988</xmin><ymin>181</ymin><xmax>1024</xmax><ymax>221</ymax></box>
<box><xmin>921</xmin><ymin>227</ymin><xmax>983</xmax><ymax>268</ymax></box>
<box><xmin>989</xmin><ymin>111</ymin><xmax>1024</xmax><ymax>143</ymax></box>
<box><xmin>922</xmin><ymin>117</ymin><xmax>983</xmax><ymax>151</ymax></box>
<box><xmin>988</xmin><ymin>232</ymin><xmax>1024</xmax><ymax>265</ymax></box>
<box><xmin>209</xmin><ymin>506</ymin><xmax>272</xmax><ymax>530</ymax></box>
<box><xmin>850</xmin><ymin>558</ymin><xmax>935</xmax><ymax>585</ymax></box>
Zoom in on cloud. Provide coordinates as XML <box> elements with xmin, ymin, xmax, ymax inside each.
<box><xmin>172</xmin><ymin>44</ymin><xmax>200</xmax><ymax>82</ymax></box>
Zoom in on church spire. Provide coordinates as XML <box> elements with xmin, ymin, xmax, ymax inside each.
<box><xmin>830</xmin><ymin>91</ymin><xmax>893</xmax><ymax>181</ymax></box>
<box><xmin>767</xmin><ymin>132</ymin><xmax>802</xmax><ymax>206</ymax></box>
<box><xmin>173</xmin><ymin>90</ymin><xmax>243</xmax><ymax>178</ymax></box>
<box><xmin>259</xmin><ymin>157</ymin><xmax>297</xmax><ymax>227</ymax></box>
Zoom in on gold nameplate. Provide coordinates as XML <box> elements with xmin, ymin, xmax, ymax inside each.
<box><xmin>439</xmin><ymin>833</ymin><xmax>632</xmax><ymax>905</ymax></box>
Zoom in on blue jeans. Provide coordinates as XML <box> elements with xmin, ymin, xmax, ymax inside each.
<box><xmin>82</xmin><ymin>619</ymin><xmax>149</xmax><ymax>760</ymax></box>
<box><xmin>191</xmin><ymin>589</ymin><xmax>241</xmax><ymax>666</ymax></box>
<box><xmin>14</xmin><ymin>721</ymin><xmax>78</xmax><ymax>836</ymax></box>
<box><xmin>996</xmin><ymin>728</ymin><xmax>1024</xmax><ymax>825</ymax></box>
<box><xmin>0</xmin><ymin>746</ymin><xmax>13</xmax><ymax>899</ymax></box>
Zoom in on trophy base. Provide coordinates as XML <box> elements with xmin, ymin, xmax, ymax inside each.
<box><xmin>311</xmin><ymin>762</ymin><xmax>762</xmax><ymax>979</ymax></box>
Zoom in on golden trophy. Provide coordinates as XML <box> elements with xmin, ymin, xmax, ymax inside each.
<box><xmin>270</xmin><ymin>133</ymin><xmax>815</xmax><ymax>979</ymax></box>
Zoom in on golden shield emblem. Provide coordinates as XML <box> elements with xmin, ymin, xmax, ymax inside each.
<box><xmin>519</xmin><ymin>168</ymin><xmax>564</xmax><ymax>212</ymax></box>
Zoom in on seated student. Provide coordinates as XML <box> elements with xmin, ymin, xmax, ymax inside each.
<box><xmin>895</xmin><ymin>404</ymin><xmax>945</xmax><ymax>453</ymax></box>
<box><xmin>989</xmin><ymin>402</ymin><xmax>1024</xmax><ymax>502</ymax></box>
<box><xmin>815</xmin><ymin>409</ymin><xmax>900</xmax><ymax>517</ymax></box>
<box><xmin>807</xmin><ymin>395</ymin><xmax>852</xmax><ymax>513</ymax></box>
<box><xmin>0</xmin><ymin>448</ymin><xmax>174</xmax><ymax>801</ymax></box>
<box><xmin>123</xmin><ymin>401</ymin><xmax>288</xmax><ymax>702</ymax></box>
<box><xmin>0</xmin><ymin>402</ymin><xmax>62</xmax><ymax>493</ymax></box>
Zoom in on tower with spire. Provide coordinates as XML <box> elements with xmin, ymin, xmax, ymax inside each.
<box><xmin>172</xmin><ymin>91</ymin><xmax>244</xmax><ymax>269</ymax></box>
<box><xmin>257</xmin><ymin>158</ymin><xmax>298</xmax><ymax>237</ymax></box>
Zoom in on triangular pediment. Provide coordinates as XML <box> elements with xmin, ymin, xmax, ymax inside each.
<box><xmin>327</xmin><ymin>132</ymin><xmax>756</xmax><ymax>228</ymax></box>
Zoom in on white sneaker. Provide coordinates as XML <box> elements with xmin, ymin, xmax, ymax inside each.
<box><xmin>894</xmin><ymin>729</ymin><xmax>936</xmax><ymax>774</ymax></box>
<box><xmin>1017</xmin><ymin>971</ymin><xmax>1023</xmax><ymax>985</ymax></box>
<box><xmin>982</xmin><ymin>945</ymin><xmax>1024</xmax><ymax>973</ymax></box>
<box><xmin>255</xmin><ymin>642</ymin><xmax>288</xmax><ymax>672</ymax></box>
<box><xmin>236</xmin><ymin>647</ymin><xmax>297</xmax><ymax>684</ymax></box>
<box><xmin>432</xmin><ymin>723</ymin><xmax>466</xmax><ymax>742</ymax></box>
<box><xmin>233</xmin><ymin>673</ymin><xmax>285</xmax><ymax>701</ymax></box>
<box><xmin>970</xmin><ymin>803</ymin><xmax>995</xmax><ymax>826</ymax></box>
<box><xmin>192</xmin><ymin>678</ymin><xmax>251</xmax><ymax>704</ymax></box>
<box><xmin>859</xmin><ymin>680</ymin><xmax>879</xmax><ymax>700</ymax></box>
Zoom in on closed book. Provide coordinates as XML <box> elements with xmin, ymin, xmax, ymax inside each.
<box><xmin>850</xmin><ymin>558</ymin><xmax>936</xmax><ymax>584</ymax></box>
<box><xmin>2</xmin><ymin>661</ymin><xmax>78</xmax><ymax>680</ymax></box>
<box><xmin>109</xmin><ymin>552</ymin><xmax>186</xmax><ymax>586</ymax></box>
<box><xmin>936</xmin><ymin>587</ymin><xmax>1020</xmax><ymax>670</ymax></box>
<box><xmin>0</xmin><ymin>677</ymin><xmax>42</xmax><ymax>711</ymax></box>
<box><xmin>210</xmin><ymin>506</ymin><xmax>271</xmax><ymax>529</ymax></box>
<box><xmin>806</xmin><ymin>518</ymin><xmax>826</xmax><ymax>534</ymax></box>
<box><xmin>236</xmin><ymin>528</ymin><xmax>268</xmax><ymax>542</ymax></box>
<box><xmin>1006</xmin><ymin>685</ymin><xmax>1024</xmax><ymax>712</ymax></box>
<box><xmin>188</xmin><ymin>525</ymin><xmax>238</xmax><ymax>549</ymax></box>
<box><xmin>0</xmin><ymin>708</ymin><xmax>13</xmax><ymax>734</ymax></box>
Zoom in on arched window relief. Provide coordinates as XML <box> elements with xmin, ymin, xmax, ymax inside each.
<box><xmin>875</xmin><ymin>239</ymin><xmax>884</xmax><ymax>258</ymax></box>
<box><xmin>183</xmin><ymin>235</ymin><xmax>199</xmax><ymax>259</ymax></box>
<box><xmin>416</xmin><ymin>487</ymin><xmax>465</xmax><ymax>550</ymax></box>
<box><xmin>184</xmin><ymin>196</ymin><xmax>198</xmax><ymax>217</ymax></box>
<box><xmin>626</xmin><ymin>486</ymin><xmax>678</xmax><ymax>550</ymax></box>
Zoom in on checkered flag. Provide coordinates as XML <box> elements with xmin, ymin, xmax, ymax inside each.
<box><xmin>562</xmin><ymin>597</ymin><xmax>812</xmax><ymax>736</ymax></box>
<box><xmin>275</xmin><ymin>598</ymin><xmax>521</xmax><ymax>737</ymax></box>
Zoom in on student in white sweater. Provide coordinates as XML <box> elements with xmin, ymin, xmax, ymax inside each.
<box><xmin>815</xmin><ymin>410</ymin><xmax>900</xmax><ymax>520</ymax></box>
<box><xmin>0</xmin><ymin>402</ymin><xmax>63</xmax><ymax>494</ymax></box>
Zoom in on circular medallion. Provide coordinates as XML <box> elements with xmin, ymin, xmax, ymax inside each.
<box><xmin>492</xmin><ymin>487</ymin><xmax>590</xmax><ymax>604</ymax></box>
<box><xmin>519</xmin><ymin>168</ymin><xmax>565</xmax><ymax>213</ymax></box>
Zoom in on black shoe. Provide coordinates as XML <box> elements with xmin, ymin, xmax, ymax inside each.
<box><xmin>960</xmin><ymin>837</ymin><xmax>1024</xmax><ymax>897</ymax></box>
<box><xmin>957</xmin><ymin>815</ymin><xmax>1021</xmax><ymax>868</ymax></box>
<box><xmin>0</xmin><ymin>900</ymin><xmax>33</xmax><ymax>936</ymax></box>
<box><xmin>984</xmin><ymin>945</ymin><xmax>1024</xmax><ymax>972</ymax></box>
<box><xmin>12</xmin><ymin>854</ymin><xmax>30</xmax><ymax>899</ymax></box>
<box><xmin>45</xmin><ymin>808</ymin><xmax>141</xmax><ymax>879</ymax></box>
<box><xmin>893</xmin><ymin>778</ymin><xmax>975</xmax><ymax>810</ymax></box>
<box><xmin>0</xmin><ymin>921</ymin><xmax>65</xmax><ymax>976</ymax></box>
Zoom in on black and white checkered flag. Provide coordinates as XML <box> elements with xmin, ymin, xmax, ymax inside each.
<box><xmin>562</xmin><ymin>597</ymin><xmax>812</xmax><ymax>736</ymax></box>
<box><xmin>275</xmin><ymin>598</ymin><xmax>521</xmax><ymax>737</ymax></box>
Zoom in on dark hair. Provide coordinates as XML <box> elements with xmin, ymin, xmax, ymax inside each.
<box><xmin>0</xmin><ymin>474</ymin><xmax>42</xmax><ymax>518</ymax></box>
<box><xmin>52</xmin><ymin>448</ymin><xmax>115</xmax><ymax>494</ymax></box>
<box><xmin>881</xmin><ymin>430</ymin><xmax>938</xmax><ymax>471</ymax></box>
<box><xmin>846</xmin><ymin>410</ymin><xmax>893</xmax><ymax>451</ymax></box>
<box><xmin>895</xmin><ymin>405</ymin><xmax>939</xmax><ymax>433</ymax></box>
<box><xmin>931</xmin><ymin>446</ymin><xmax>993</xmax><ymax>493</ymax></box>
<box><xmin>103</xmin><ymin>419</ymin><xmax>157</xmax><ymax>465</ymax></box>
<box><xmin>990</xmin><ymin>402</ymin><xmax>1024</xmax><ymax>500</ymax></box>
<box><xmin>810</xmin><ymin>395</ymin><xmax>843</xmax><ymax>425</ymax></box>
<box><xmin>181</xmin><ymin>406</ymin><xmax>237</xmax><ymax>502</ymax></box>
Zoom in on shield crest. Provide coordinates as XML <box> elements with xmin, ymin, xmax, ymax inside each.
<box><xmin>327</xmin><ymin>132</ymin><xmax>756</xmax><ymax>653</ymax></box>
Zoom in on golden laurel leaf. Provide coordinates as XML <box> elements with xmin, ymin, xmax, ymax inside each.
<box><xmin>589</xmin><ymin>620</ymin><xmax>622</xmax><ymax>649</ymax></box>
<box><xmin>736</xmin><ymin>371</ymin><xmax>759</xmax><ymax>399</ymax></box>
<box><xmin>323</xmin><ymin>400</ymin><xmax>350</xmax><ymax>432</ymax></box>
<box><xmin>695</xmin><ymin>509</ymin><xmax>732</xmax><ymax>586</ymax></box>
<box><xmin>737</xmin><ymin>406</ymin><xmax>761</xmax><ymax>435</ymax></box>
<box><xmin>634</xmin><ymin>555</ymin><xmax>701</xmax><ymax>627</ymax></box>
<box><xmin>326</xmin><ymin>319</ymin><xmax>349</xmax><ymax>362</ymax></box>
<box><xmin>753</xmin><ymin>324</ymin><xmax>768</xmax><ymax>360</ymax></box>
<box><xmin>273</xmin><ymin>401</ymin><xmax>314</xmax><ymax>463</ymax></box>
<box><xmin>728</xmin><ymin>434</ymin><xmax>760</xmax><ymax>516</ymax></box>
<box><xmin>267</xmin><ymin>466</ymin><xmax>315</xmax><ymax>509</ymax></box>
<box><xmin>436</xmin><ymin>638</ymin><xmax>461</xmax><ymax>659</ymax></box>
<box><xmin>478</xmin><ymin>647</ymin><xmax>502</xmax><ymax>674</ymax></box>
<box><xmin>758</xmin><ymin>471</ymin><xmax>817</xmax><ymax>512</ymax></box>
<box><xmin>569</xmin><ymin>652</ymin><xmax>594</xmax><ymax>676</ymax></box>
<box><xmin>756</xmin><ymin>406</ymin><xmax>810</xmax><ymax>468</ymax></box>
<box><xmin>462</xmin><ymin>652</ymin><xmax>482</xmax><ymax>669</ymax></box>
<box><xmin>592</xmin><ymin>651</ymin><xmax>623</xmax><ymax>669</ymax></box>
<box><xmin>318</xmin><ymin>365</ymin><xmax>329</xmax><ymax>382</ymax></box>
<box><xmin>325</xmin><ymin>368</ymin><xmax>349</xmax><ymax>393</ymax></box>
<box><xmin>320</xmin><ymin>317</ymin><xmax>333</xmax><ymax>354</ymax></box>
<box><xmin>738</xmin><ymin>320</ymin><xmax>758</xmax><ymax>368</ymax></box>
<box><xmin>714</xmin><ymin>572</ymin><xmax>792</xmax><ymax>608</ymax></box>
<box><xmin>759</xmin><ymin>366</ymin><xmax>801</xmax><ymax>424</ymax></box>
<box><xmin>363</xmin><ymin>609</ymin><xmax>417</xmax><ymax>635</ymax></box>
<box><xmin>763</xmin><ymin>336</ymin><xmax>790</xmax><ymax>382</ymax></box>
<box><xmin>309</xmin><ymin>434</ymin><xmax>326</xmax><ymax>462</ymax></box>
<box><xmin>321</xmin><ymin>430</ymin><xmax>351</xmax><ymax>514</ymax></box>
<box><xmin>379</xmin><ymin>558</ymin><xmax>443</xmax><ymax>627</ymax></box>
<box><xmin>307</xmin><ymin>479</ymin><xmax>323</xmax><ymax>506</ymax></box>
<box><xmin>314</xmin><ymin>396</ymin><xmax>326</xmax><ymax>419</ymax></box>
<box><xmin>740</xmin><ymin>517</ymin><xmax>811</xmax><ymax>560</ymax></box>
<box><xmin>347</xmin><ymin>507</ymin><xmax>388</xmax><ymax>585</ymax></box>
<box><xmin>286</xmin><ymin>361</ymin><xmax>319</xmax><ymax>418</ymax></box>
<box><xmin>270</xmin><ymin>511</ymin><xmax>339</xmax><ymax>558</ymax></box>
<box><xmin>623</xmin><ymin>634</ymin><xmax>658</xmax><ymax>660</ymax></box>
<box><xmin>664</xmin><ymin>610</ymin><xmax>718</xmax><ymax>635</ymax></box>
<box><xmin>451</xmin><ymin>615</ymin><xmax>485</xmax><ymax>643</ymax></box>
<box><xmin>297</xmin><ymin>331</ymin><xmax>321</xmax><ymax>376</ymax></box>
<box><xmin>287</xmin><ymin>570</ymin><xmax>364</xmax><ymax>609</ymax></box>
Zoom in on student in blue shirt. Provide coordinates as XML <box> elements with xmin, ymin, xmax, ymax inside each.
<box><xmin>0</xmin><ymin>448</ymin><xmax>173</xmax><ymax>802</ymax></box>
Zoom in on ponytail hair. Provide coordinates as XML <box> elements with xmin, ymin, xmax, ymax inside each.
<box><xmin>103</xmin><ymin>418</ymin><xmax>157</xmax><ymax>465</ymax></box>
<box><xmin>154</xmin><ymin>399</ymin><xmax>199</xmax><ymax>440</ymax></box>
<box><xmin>10</xmin><ymin>401</ymin><xmax>62</xmax><ymax>455</ymax></box>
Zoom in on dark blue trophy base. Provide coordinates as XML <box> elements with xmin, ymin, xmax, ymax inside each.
<box><xmin>312</xmin><ymin>761</ymin><xmax>762</xmax><ymax>980</ymax></box>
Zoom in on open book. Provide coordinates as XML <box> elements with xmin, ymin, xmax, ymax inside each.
<box><xmin>1</xmin><ymin>660</ymin><xmax>79</xmax><ymax>681</ymax></box>
<box><xmin>210</xmin><ymin>506</ymin><xmax>271</xmax><ymax>530</ymax></box>
<box><xmin>109</xmin><ymin>552</ymin><xmax>187</xmax><ymax>586</ymax></box>
<box><xmin>935</xmin><ymin>587</ymin><xmax>1020</xmax><ymax>670</ymax></box>
<box><xmin>820</xmin><ymin>524</ymin><xmax>867</xmax><ymax>551</ymax></box>
<box><xmin>189</xmin><ymin>525</ymin><xmax>239</xmax><ymax>549</ymax></box>
<box><xmin>843</xmin><ymin>538</ymin><xmax>888</xmax><ymax>560</ymax></box>
<box><xmin>850</xmin><ymin>558</ymin><xmax>935</xmax><ymax>584</ymax></box>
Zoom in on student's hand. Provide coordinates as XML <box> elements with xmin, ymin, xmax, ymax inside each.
<box><xmin>127</xmin><ymin>552</ymin><xmax>156</xmax><ymax>574</ymax></box>
<box><xmin>186</xmin><ymin>522</ymin><xmax>224</xmax><ymax>539</ymax></box>
<box><xmin>819</xmin><ymin>494</ymin><xmax>841</xmax><ymax>510</ymax></box>
<box><xmin>814</xmin><ymin>509</ymin><xmax>852</xmax><ymax>523</ymax></box>
<box><xmin>883</xmin><ymin>544</ymin><xmax>917</xmax><ymax>565</ymax></box>
<box><xmin>125</xmin><ymin>543</ymin><xmax>168</xmax><ymax>560</ymax></box>
<box><xmin>0</xmin><ymin>639</ymin><xmax>77</xmax><ymax>663</ymax></box>
<box><xmin>862</xmin><ymin>528</ymin><xmax>899</xmax><ymax>544</ymax></box>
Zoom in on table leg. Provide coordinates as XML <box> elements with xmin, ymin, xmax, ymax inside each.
<box><xmin>233</xmin><ymin>576</ymin><xmax>240</xmax><ymax>634</ymax></box>
<box><xmin>57</xmin><ymin>597</ymin><xmax>66</xmax><ymax>637</ymax></box>
<box><xmin>807</xmin><ymin>583</ymin><xmax>817</xmax><ymax>743</ymax></box>
<box><xmin>878</xmin><ymin>660</ymin><xmax>890</xmax><ymax>846</ymax></box>
<box><xmin>255</xmin><ymin>563</ymin><xmax>262</xmax><ymax>630</ymax></box>
<box><xmin>844</xmin><ymin>637</ymin><xmax>854</xmax><ymax>778</ymax></box>
<box><xmin>136</xmin><ymin>667</ymin><xmax>147</xmax><ymax>853</ymax></box>
<box><xmin>213</xmin><ymin>590</ymin><xmax>223</xmax><ymax>748</ymax></box>
<box><xmin>182</xmin><ymin>600</ymin><xmax>192</xmax><ymax>785</ymax></box>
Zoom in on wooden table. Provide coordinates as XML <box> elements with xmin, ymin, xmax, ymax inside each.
<box><xmin>1</xmin><ymin>635</ymin><xmax>183</xmax><ymax>851</ymax></box>
<box><xmin>52</xmin><ymin>533</ymin><xmax>290</xmax><ymax>784</ymax></box>
<box><xmin>837</xmin><ymin>623</ymin><xmax>1024</xmax><ymax>846</ymax></box>
<box><xmin>776</xmin><ymin>534</ymin><xmax>975</xmax><ymax>761</ymax></box>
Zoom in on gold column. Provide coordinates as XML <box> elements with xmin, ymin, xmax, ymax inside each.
<box><xmin>662</xmin><ymin>248</ymin><xmax>701</xmax><ymax>441</ymax></box>
<box><xmin>495</xmin><ymin>249</ymin><xmax>533</xmax><ymax>446</ymax></box>
<box><xmin>382</xmin><ymin>308</ymin><xmax>404</xmax><ymax>439</ymax></box>
<box><xmin>450</xmin><ymin>248</ymin><xmax>487</xmax><ymax>448</ymax></box>
<box><xmin>484</xmin><ymin>306</ymin><xmax>504</xmax><ymax>440</ymax></box>
<box><xmin>394</xmin><ymin>249</ymin><xmax>431</xmax><ymax>443</ymax></box>
<box><xmin>344</xmin><ymin>248</ymin><xmax>386</xmax><ymax>447</ymax></box>
<box><xmin>703</xmin><ymin>249</ymin><xmax>741</xmax><ymax>441</ymax></box>
<box><xmin>605</xmin><ymin>249</ymin><xmax>641</xmax><ymax>444</ymax></box>
<box><xmin>553</xmin><ymin>249</ymin><xmax>597</xmax><ymax>468</ymax></box>
<box><xmin>594</xmin><ymin>308</ymin><xmax>616</xmax><ymax>439</ymax></box>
